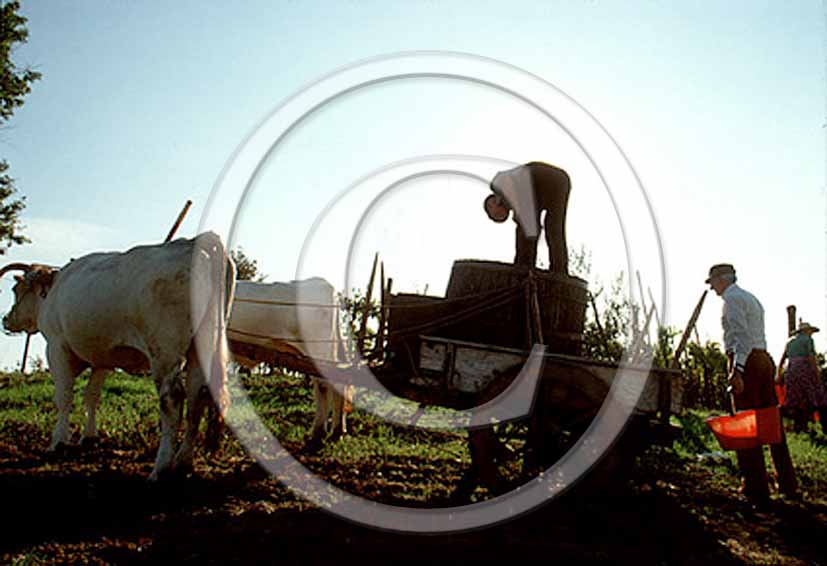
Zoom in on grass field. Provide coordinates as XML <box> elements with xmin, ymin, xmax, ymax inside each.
<box><xmin>1</xmin><ymin>368</ymin><xmax>826</xmax><ymax>564</ymax></box>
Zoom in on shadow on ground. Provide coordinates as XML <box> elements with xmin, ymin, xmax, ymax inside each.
<box><xmin>4</xmin><ymin>435</ymin><xmax>827</xmax><ymax>565</ymax></box>
<box><xmin>2</xmin><ymin>447</ymin><xmax>744</xmax><ymax>565</ymax></box>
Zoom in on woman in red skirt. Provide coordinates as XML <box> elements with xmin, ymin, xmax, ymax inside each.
<box><xmin>777</xmin><ymin>322</ymin><xmax>827</xmax><ymax>433</ymax></box>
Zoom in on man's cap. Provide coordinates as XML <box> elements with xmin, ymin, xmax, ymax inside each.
<box><xmin>795</xmin><ymin>321</ymin><xmax>820</xmax><ymax>335</ymax></box>
<box><xmin>705</xmin><ymin>263</ymin><xmax>735</xmax><ymax>284</ymax></box>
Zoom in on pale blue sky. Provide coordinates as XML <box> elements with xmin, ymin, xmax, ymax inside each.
<box><xmin>0</xmin><ymin>1</ymin><xmax>823</xmax><ymax>369</ymax></box>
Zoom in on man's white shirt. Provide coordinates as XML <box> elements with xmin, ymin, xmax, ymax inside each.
<box><xmin>721</xmin><ymin>283</ymin><xmax>767</xmax><ymax>373</ymax></box>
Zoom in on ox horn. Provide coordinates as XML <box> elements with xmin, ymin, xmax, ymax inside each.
<box><xmin>0</xmin><ymin>262</ymin><xmax>32</xmax><ymax>279</ymax></box>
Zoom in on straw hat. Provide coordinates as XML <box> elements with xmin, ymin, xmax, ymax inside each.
<box><xmin>795</xmin><ymin>321</ymin><xmax>820</xmax><ymax>335</ymax></box>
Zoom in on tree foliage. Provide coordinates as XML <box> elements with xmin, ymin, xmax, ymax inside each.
<box><xmin>581</xmin><ymin>272</ymin><xmax>633</xmax><ymax>363</ymax></box>
<box><xmin>339</xmin><ymin>288</ymin><xmax>382</xmax><ymax>361</ymax></box>
<box><xmin>573</xmin><ymin>248</ymin><xmax>732</xmax><ymax>410</ymax></box>
<box><xmin>681</xmin><ymin>340</ymin><xmax>729</xmax><ymax>410</ymax></box>
<box><xmin>0</xmin><ymin>1</ymin><xmax>39</xmax><ymax>254</ymax></box>
<box><xmin>230</xmin><ymin>247</ymin><xmax>266</xmax><ymax>282</ymax></box>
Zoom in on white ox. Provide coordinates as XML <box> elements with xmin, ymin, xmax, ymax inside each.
<box><xmin>0</xmin><ymin>232</ymin><xmax>235</xmax><ymax>480</ymax></box>
<box><xmin>227</xmin><ymin>278</ymin><xmax>351</xmax><ymax>443</ymax></box>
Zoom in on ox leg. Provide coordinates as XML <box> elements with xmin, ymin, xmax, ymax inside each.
<box><xmin>82</xmin><ymin>368</ymin><xmax>108</xmax><ymax>442</ymax></box>
<box><xmin>327</xmin><ymin>384</ymin><xmax>351</xmax><ymax>441</ymax></box>
<box><xmin>309</xmin><ymin>378</ymin><xmax>330</xmax><ymax>446</ymax></box>
<box><xmin>46</xmin><ymin>343</ymin><xmax>81</xmax><ymax>451</ymax></box>
<box><xmin>172</xmin><ymin>361</ymin><xmax>209</xmax><ymax>475</ymax></box>
<box><xmin>149</xmin><ymin>362</ymin><xmax>186</xmax><ymax>482</ymax></box>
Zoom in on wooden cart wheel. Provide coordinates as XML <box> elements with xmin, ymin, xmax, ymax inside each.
<box><xmin>463</xmin><ymin>361</ymin><xmax>625</xmax><ymax>495</ymax></box>
<box><xmin>525</xmin><ymin>363</ymin><xmax>610</xmax><ymax>474</ymax></box>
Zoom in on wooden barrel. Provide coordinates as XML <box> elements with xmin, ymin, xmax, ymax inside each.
<box><xmin>386</xmin><ymin>260</ymin><xmax>588</xmax><ymax>380</ymax></box>
<box><xmin>445</xmin><ymin>260</ymin><xmax>588</xmax><ymax>355</ymax></box>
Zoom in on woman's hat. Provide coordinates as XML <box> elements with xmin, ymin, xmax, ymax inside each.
<box><xmin>484</xmin><ymin>194</ymin><xmax>509</xmax><ymax>223</ymax></box>
<box><xmin>795</xmin><ymin>321</ymin><xmax>820</xmax><ymax>335</ymax></box>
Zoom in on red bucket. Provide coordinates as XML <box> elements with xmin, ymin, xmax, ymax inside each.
<box><xmin>706</xmin><ymin>406</ymin><xmax>783</xmax><ymax>451</ymax></box>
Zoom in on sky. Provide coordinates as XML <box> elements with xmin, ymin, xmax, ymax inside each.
<box><xmin>0</xmin><ymin>1</ymin><xmax>823</xmax><ymax>370</ymax></box>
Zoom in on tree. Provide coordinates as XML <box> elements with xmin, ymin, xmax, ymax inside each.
<box><xmin>230</xmin><ymin>247</ymin><xmax>266</xmax><ymax>281</ymax></box>
<box><xmin>338</xmin><ymin>288</ymin><xmax>382</xmax><ymax>360</ymax></box>
<box><xmin>582</xmin><ymin>271</ymin><xmax>633</xmax><ymax>363</ymax></box>
<box><xmin>683</xmin><ymin>340</ymin><xmax>728</xmax><ymax>410</ymax></box>
<box><xmin>0</xmin><ymin>1</ymin><xmax>40</xmax><ymax>253</ymax></box>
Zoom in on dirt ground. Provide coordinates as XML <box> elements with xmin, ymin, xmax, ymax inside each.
<box><xmin>2</xmin><ymin>435</ymin><xmax>825</xmax><ymax>565</ymax></box>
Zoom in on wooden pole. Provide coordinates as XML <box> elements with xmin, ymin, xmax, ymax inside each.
<box><xmin>165</xmin><ymin>199</ymin><xmax>193</xmax><ymax>243</ymax></box>
<box><xmin>20</xmin><ymin>333</ymin><xmax>31</xmax><ymax>374</ymax></box>
<box><xmin>630</xmin><ymin>303</ymin><xmax>655</xmax><ymax>364</ymax></box>
<box><xmin>524</xmin><ymin>279</ymin><xmax>534</xmax><ymax>348</ymax></box>
<box><xmin>385</xmin><ymin>278</ymin><xmax>393</xmax><ymax>328</ymax></box>
<box><xmin>647</xmin><ymin>287</ymin><xmax>662</xmax><ymax>332</ymax></box>
<box><xmin>646</xmin><ymin>285</ymin><xmax>669</xmax><ymax>364</ymax></box>
<box><xmin>671</xmin><ymin>290</ymin><xmax>708</xmax><ymax>369</ymax></box>
<box><xmin>373</xmin><ymin>262</ymin><xmax>387</xmax><ymax>361</ymax></box>
<box><xmin>356</xmin><ymin>253</ymin><xmax>379</xmax><ymax>355</ymax></box>
<box><xmin>786</xmin><ymin>305</ymin><xmax>796</xmax><ymax>336</ymax></box>
<box><xmin>630</xmin><ymin>275</ymin><xmax>640</xmax><ymax>346</ymax></box>
<box><xmin>658</xmin><ymin>289</ymin><xmax>708</xmax><ymax>424</ymax></box>
<box><xmin>636</xmin><ymin>271</ymin><xmax>649</xmax><ymax>346</ymax></box>
<box><xmin>588</xmin><ymin>290</ymin><xmax>610</xmax><ymax>359</ymax></box>
<box><xmin>530</xmin><ymin>276</ymin><xmax>545</xmax><ymax>345</ymax></box>
<box><xmin>382</xmin><ymin>277</ymin><xmax>393</xmax><ymax>356</ymax></box>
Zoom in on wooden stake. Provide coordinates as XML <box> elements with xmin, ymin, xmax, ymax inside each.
<box><xmin>654</xmin><ymin>290</ymin><xmax>707</xmax><ymax>423</ymax></box>
<box><xmin>373</xmin><ymin>262</ymin><xmax>387</xmax><ymax>360</ymax></box>
<box><xmin>630</xmin><ymin>276</ymin><xmax>640</xmax><ymax>345</ymax></box>
<box><xmin>385</xmin><ymin>277</ymin><xmax>393</xmax><ymax>343</ymax></box>
<box><xmin>636</xmin><ymin>271</ymin><xmax>648</xmax><ymax>320</ymax></box>
<box><xmin>165</xmin><ymin>199</ymin><xmax>193</xmax><ymax>243</ymax></box>
<box><xmin>356</xmin><ymin>253</ymin><xmax>378</xmax><ymax>355</ymax></box>
<box><xmin>647</xmin><ymin>287</ymin><xmax>662</xmax><ymax>332</ymax></box>
<box><xmin>529</xmin><ymin>272</ymin><xmax>545</xmax><ymax>345</ymax></box>
<box><xmin>630</xmin><ymin>303</ymin><xmax>655</xmax><ymax>364</ymax></box>
<box><xmin>20</xmin><ymin>333</ymin><xmax>31</xmax><ymax>374</ymax></box>
<box><xmin>588</xmin><ymin>290</ymin><xmax>610</xmax><ymax>359</ymax></box>
<box><xmin>786</xmin><ymin>305</ymin><xmax>796</xmax><ymax>336</ymax></box>
<box><xmin>671</xmin><ymin>290</ymin><xmax>708</xmax><ymax>369</ymax></box>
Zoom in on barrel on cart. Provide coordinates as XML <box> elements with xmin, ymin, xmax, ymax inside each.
<box><xmin>387</xmin><ymin>260</ymin><xmax>588</xmax><ymax>368</ymax></box>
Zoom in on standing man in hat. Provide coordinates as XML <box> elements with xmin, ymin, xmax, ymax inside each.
<box><xmin>707</xmin><ymin>263</ymin><xmax>799</xmax><ymax>507</ymax></box>
<box><xmin>484</xmin><ymin>161</ymin><xmax>570</xmax><ymax>274</ymax></box>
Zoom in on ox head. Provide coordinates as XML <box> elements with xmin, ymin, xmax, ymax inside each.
<box><xmin>0</xmin><ymin>263</ymin><xmax>57</xmax><ymax>334</ymax></box>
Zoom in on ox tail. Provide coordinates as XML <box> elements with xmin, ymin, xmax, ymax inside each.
<box><xmin>199</xmin><ymin>233</ymin><xmax>235</xmax><ymax>452</ymax></box>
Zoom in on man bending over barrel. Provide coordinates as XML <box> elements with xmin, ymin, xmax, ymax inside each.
<box><xmin>484</xmin><ymin>161</ymin><xmax>570</xmax><ymax>274</ymax></box>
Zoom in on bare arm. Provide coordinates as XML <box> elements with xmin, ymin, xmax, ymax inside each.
<box><xmin>776</xmin><ymin>350</ymin><xmax>787</xmax><ymax>384</ymax></box>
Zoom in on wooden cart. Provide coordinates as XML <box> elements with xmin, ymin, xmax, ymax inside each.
<box><xmin>372</xmin><ymin>259</ymin><xmax>683</xmax><ymax>490</ymax></box>
<box><xmin>227</xmin><ymin>259</ymin><xmax>684</xmax><ymax>493</ymax></box>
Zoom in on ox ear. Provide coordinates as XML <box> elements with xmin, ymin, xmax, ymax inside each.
<box><xmin>13</xmin><ymin>274</ymin><xmax>23</xmax><ymax>283</ymax></box>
